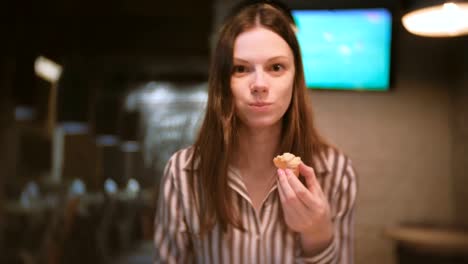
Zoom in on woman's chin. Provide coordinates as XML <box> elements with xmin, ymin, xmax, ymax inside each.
<box><xmin>241</xmin><ymin>118</ymin><xmax>282</xmax><ymax>130</ymax></box>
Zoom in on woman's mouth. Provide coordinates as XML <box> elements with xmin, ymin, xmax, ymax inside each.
<box><xmin>249</xmin><ymin>102</ymin><xmax>272</xmax><ymax>110</ymax></box>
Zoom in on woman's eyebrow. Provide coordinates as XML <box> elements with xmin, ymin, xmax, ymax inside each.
<box><xmin>267</xmin><ymin>56</ymin><xmax>290</xmax><ymax>61</ymax></box>
<box><xmin>232</xmin><ymin>58</ymin><xmax>249</xmax><ymax>63</ymax></box>
<box><xmin>233</xmin><ymin>56</ymin><xmax>290</xmax><ymax>63</ymax></box>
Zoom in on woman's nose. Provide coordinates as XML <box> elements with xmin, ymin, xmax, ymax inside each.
<box><xmin>250</xmin><ymin>70</ymin><xmax>268</xmax><ymax>94</ymax></box>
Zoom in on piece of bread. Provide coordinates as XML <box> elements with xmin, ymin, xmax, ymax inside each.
<box><xmin>273</xmin><ymin>152</ymin><xmax>302</xmax><ymax>176</ymax></box>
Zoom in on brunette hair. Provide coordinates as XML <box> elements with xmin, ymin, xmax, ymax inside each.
<box><xmin>190</xmin><ymin>1</ymin><xmax>331</xmax><ymax>234</ymax></box>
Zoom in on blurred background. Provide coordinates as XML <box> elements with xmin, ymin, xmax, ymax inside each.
<box><xmin>0</xmin><ymin>0</ymin><xmax>467</xmax><ymax>263</ymax></box>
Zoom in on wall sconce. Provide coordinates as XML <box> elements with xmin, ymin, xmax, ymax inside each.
<box><xmin>402</xmin><ymin>1</ymin><xmax>468</xmax><ymax>37</ymax></box>
<box><xmin>34</xmin><ymin>56</ymin><xmax>62</xmax><ymax>83</ymax></box>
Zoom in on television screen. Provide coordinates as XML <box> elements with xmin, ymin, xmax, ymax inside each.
<box><xmin>291</xmin><ymin>8</ymin><xmax>393</xmax><ymax>91</ymax></box>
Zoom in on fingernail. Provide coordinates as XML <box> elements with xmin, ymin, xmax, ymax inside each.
<box><xmin>284</xmin><ymin>169</ymin><xmax>294</xmax><ymax>179</ymax></box>
<box><xmin>277</xmin><ymin>169</ymin><xmax>285</xmax><ymax>177</ymax></box>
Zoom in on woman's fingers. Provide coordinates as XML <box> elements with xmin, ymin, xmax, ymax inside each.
<box><xmin>277</xmin><ymin>167</ymin><xmax>332</xmax><ymax>233</ymax></box>
<box><xmin>299</xmin><ymin>163</ymin><xmax>321</xmax><ymax>193</ymax></box>
<box><xmin>277</xmin><ymin>169</ymin><xmax>296</xmax><ymax>202</ymax></box>
<box><xmin>284</xmin><ymin>169</ymin><xmax>315</xmax><ymax>209</ymax></box>
<box><xmin>277</xmin><ymin>169</ymin><xmax>304</xmax><ymax>218</ymax></box>
<box><xmin>278</xmin><ymin>169</ymin><xmax>299</xmax><ymax>206</ymax></box>
<box><xmin>277</xmin><ymin>169</ymin><xmax>312</xmax><ymax>209</ymax></box>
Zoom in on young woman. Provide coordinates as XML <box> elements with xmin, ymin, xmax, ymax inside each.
<box><xmin>154</xmin><ymin>1</ymin><xmax>357</xmax><ymax>263</ymax></box>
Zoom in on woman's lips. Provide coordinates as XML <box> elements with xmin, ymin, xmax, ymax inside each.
<box><xmin>249</xmin><ymin>102</ymin><xmax>272</xmax><ymax>110</ymax></box>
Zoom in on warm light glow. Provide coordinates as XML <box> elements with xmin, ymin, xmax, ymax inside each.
<box><xmin>34</xmin><ymin>56</ymin><xmax>63</xmax><ymax>82</ymax></box>
<box><xmin>402</xmin><ymin>2</ymin><xmax>468</xmax><ymax>37</ymax></box>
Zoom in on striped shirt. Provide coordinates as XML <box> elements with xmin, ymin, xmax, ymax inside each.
<box><xmin>154</xmin><ymin>146</ymin><xmax>357</xmax><ymax>264</ymax></box>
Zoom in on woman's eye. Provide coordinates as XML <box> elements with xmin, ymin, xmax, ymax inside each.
<box><xmin>232</xmin><ymin>65</ymin><xmax>249</xmax><ymax>75</ymax></box>
<box><xmin>271</xmin><ymin>64</ymin><xmax>284</xmax><ymax>72</ymax></box>
<box><xmin>235</xmin><ymin>66</ymin><xmax>245</xmax><ymax>72</ymax></box>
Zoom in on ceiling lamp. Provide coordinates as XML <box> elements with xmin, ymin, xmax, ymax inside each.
<box><xmin>402</xmin><ymin>1</ymin><xmax>468</xmax><ymax>37</ymax></box>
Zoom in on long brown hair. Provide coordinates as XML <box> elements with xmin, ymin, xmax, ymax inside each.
<box><xmin>190</xmin><ymin>2</ymin><xmax>331</xmax><ymax>235</ymax></box>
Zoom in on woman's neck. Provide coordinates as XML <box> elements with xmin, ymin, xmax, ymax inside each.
<box><xmin>233</xmin><ymin>122</ymin><xmax>282</xmax><ymax>178</ymax></box>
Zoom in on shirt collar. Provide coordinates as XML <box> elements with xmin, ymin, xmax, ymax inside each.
<box><xmin>227</xmin><ymin>166</ymin><xmax>252</xmax><ymax>204</ymax></box>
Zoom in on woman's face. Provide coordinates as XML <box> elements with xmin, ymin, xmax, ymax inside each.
<box><xmin>230</xmin><ymin>26</ymin><xmax>295</xmax><ymax>130</ymax></box>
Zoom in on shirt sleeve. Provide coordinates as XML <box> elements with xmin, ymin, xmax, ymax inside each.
<box><xmin>153</xmin><ymin>158</ymin><xmax>193</xmax><ymax>263</ymax></box>
<box><xmin>296</xmin><ymin>158</ymin><xmax>358</xmax><ymax>264</ymax></box>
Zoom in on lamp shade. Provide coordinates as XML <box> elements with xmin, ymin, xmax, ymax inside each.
<box><xmin>402</xmin><ymin>1</ymin><xmax>468</xmax><ymax>37</ymax></box>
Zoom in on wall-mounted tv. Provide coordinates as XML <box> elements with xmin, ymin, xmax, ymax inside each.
<box><xmin>291</xmin><ymin>8</ymin><xmax>393</xmax><ymax>91</ymax></box>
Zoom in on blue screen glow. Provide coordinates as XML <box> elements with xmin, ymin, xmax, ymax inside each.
<box><xmin>292</xmin><ymin>8</ymin><xmax>392</xmax><ymax>91</ymax></box>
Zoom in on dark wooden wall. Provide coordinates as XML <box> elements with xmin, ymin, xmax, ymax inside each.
<box><xmin>6</xmin><ymin>0</ymin><xmax>213</xmax><ymax>79</ymax></box>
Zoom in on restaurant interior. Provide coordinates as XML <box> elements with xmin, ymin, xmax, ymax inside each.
<box><xmin>1</xmin><ymin>0</ymin><xmax>467</xmax><ymax>263</ymax></box>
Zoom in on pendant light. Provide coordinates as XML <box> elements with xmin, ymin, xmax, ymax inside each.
<box><xmin>402</xmin><ymin>1</ymin><xmax>468</xmax><ymax>37</ymax></box>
